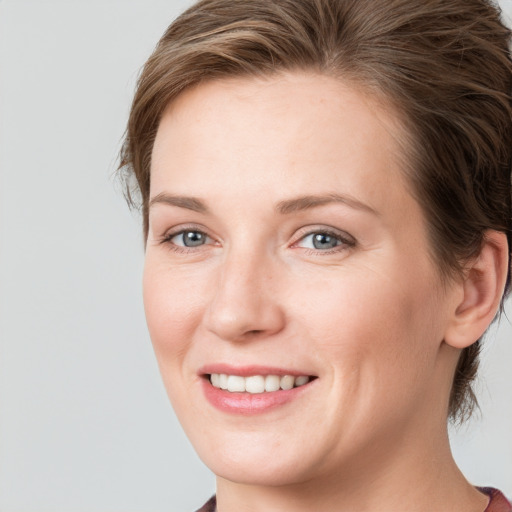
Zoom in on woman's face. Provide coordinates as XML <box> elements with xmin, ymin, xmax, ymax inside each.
<box><xmin>144</xmin><ymin>73</ymin><xmax>459</xmax><ymax>486</ymax></box>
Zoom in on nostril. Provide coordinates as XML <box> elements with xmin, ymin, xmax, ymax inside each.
<box><xmin>203</xmin><ymin>283</ymin><xmax>286</xmax><ymax>342</ymax></box>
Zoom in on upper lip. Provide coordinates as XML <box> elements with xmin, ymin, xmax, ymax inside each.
<box><xmin>198</xmin><ymin>364</ymin><xmax>317</xmax><ymax>378</ymax></box>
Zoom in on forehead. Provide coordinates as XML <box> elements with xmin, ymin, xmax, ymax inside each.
<box><xmin>150</xmin><ymin>72</ymin><xmax>414</xmax><ymax>216</ymax></box>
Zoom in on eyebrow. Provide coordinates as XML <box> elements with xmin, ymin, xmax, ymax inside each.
<box><xmin>276</xmin><ymin>194</ymin><xmax>378</xmax><ymax>216</ymax></box>
<box><xmin>149</xmin><ymin>193</ymin><xmax>210</xmax><ymax>213</ymax></box>
<box><xmin>148</xmin><ymin>192</ymin><xmax>378</xmax><ymax>216</ymax></box>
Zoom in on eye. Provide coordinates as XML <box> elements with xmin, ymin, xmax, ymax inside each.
<box><xmin>170</xmin><ymin>230</ymin><xmax>211</xmax><ymax>247</ymax></box>
<box><xmin>158</xmin><ymin>227</ymin><xmax>216</xmax><ymax>252</ymax></box>
<box><xmin>294</xmin><ymin>229</ymin><xmax>355</xmax><ymax>253</ymax></box>
<box><xmin>301</xmin><ymin>232</ymin><xmax>340</xmax><ymax>250</ymax></box>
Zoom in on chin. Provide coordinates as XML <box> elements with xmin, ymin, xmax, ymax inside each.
<box><xmin>191</xmin><ymin>430</ymin><xmax>319</xmax><ymax>487</ymax></box>
<box><xmin>207</xmin><ymin>456</ymin><xmax>311</xmax><ymax>487</ymax></box>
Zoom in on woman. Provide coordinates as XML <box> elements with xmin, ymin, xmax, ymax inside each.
<box><xmin>119</xmin><ymin>0</ymin><xmax>512</xmax><ymax>510</ymax></box>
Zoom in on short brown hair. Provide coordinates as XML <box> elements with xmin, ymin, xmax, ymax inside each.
<box><xmin>119</xmin><ymin>0</ymin><xmax>512</xmax><ymax>421</ymax></box>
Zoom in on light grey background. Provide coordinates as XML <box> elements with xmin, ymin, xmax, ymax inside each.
<box><xmin>0</xmin><ymin>1</ymin><xmax>510</xmax><ymax>511</ymax></box>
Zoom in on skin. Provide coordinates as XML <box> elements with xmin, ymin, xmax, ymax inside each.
<box><xmin>143</xmin><ymin>72</ymin><xmax>502</xmax><ymax>511</ymax></box>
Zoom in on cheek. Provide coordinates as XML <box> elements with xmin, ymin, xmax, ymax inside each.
<box><xmin>142</xmin><ymin>257</ymin><xmax>206</xmax><ymax>366</ymax></box>
<box><xmin>295</xmin><ymin>266</ymin><xmax>426</xmax><ymax>338</ymax></box>
<box><xmin>297</xmin><ymin>263</ymin><xmax>444</xmax><ymax>390</ymax></box>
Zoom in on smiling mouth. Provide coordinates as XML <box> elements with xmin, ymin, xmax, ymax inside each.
<box><xmin>208</xmin><ymin>373</ymin><xmax>316</xmax><ymax>394</ymax></box>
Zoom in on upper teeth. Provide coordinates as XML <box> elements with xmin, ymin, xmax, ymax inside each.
<box><xmin>209</xmin><ymin>374</ymin><xmax>310</xmax><ymax>393</ymax></box>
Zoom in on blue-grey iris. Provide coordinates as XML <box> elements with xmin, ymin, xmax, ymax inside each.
<box><xmin>183</xmin><ymin>231</ymin><xmax>206</xmax><ymax>247</ymax></box>
<box><xmin>313</xmin><ymin>233</ymin><xmax>339</xmax><ymax>250</ymax></box>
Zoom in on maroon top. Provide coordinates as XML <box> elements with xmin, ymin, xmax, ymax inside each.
<box><xmin>195</xmin><ymin>488</ymin><xmax>512</xmax><ymax>511</ymax></box>
<box><xmin>480</xmin><ymin>488</ymin><xmax>512</xmax><ymax>512</ymax></box>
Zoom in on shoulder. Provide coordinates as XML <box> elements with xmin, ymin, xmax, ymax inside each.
<box><xmin>480</xmin><ymin>487</ymin><xmax>512</xmax><ymax>512</ymax></box>
<box><xmin>195</xmin><ymin>495</ymin><xmax>216</xmax><ymax>512</ymax></box>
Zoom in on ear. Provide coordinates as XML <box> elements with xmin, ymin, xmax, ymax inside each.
<box><xmin>444</xmin><ymin>231</ymin><xmax>509</xmax><ymax>349</ymax></box>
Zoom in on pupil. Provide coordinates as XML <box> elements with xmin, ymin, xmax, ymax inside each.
<box><xmin>184</xmin><ymin>231</ymin><xmax>204</xmax><ymax>247</ymax></box>
<box><xmin>313</xmin><ymin>233</ymin><xmax>337</xmax><ymax>249</ymax></box>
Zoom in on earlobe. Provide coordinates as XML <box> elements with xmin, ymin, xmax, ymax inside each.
<box><xmin>444</xmin><ymin>231</ymin><xmax>509</xmax><ymax>349</ymax></box>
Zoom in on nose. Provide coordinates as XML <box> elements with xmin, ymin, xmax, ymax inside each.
<box><xmin>203</xmin><ymin>248</ymin><xmax>285</xmax><ymax>342</ymax></box>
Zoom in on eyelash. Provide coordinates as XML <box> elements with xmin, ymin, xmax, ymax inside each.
<box><xmin>159</xmin><ymin>225</ymin><xmax>215</xmax><ymax>254</ymax></box>
<box><xmin>158</xmin><ymin>226</ymin><xmax>356</xmax><ymax>255</ymax></box>
<box><xmin>291</xmin><ymin>228</ymin><xmax>356</xmax><ymax>255</ymax></box>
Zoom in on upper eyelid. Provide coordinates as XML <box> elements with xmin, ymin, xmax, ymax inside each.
<box><xmin>159</xmin><ymin>225</ymin><xmax>215</xmax><ymax>245</ymax></box>
<box><xmin>292</xmin><ymin>226</ymin><xmax>356</xmax><ymax>244</ymax></box>
<box><xmin>162</xmin><ymin>224</ymin><xmax>211</xmax><ymax>238</ymax></box>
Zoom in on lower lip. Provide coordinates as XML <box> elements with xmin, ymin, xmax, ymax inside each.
<box><xmin>201</xmin><ymin>378</ymin><xmax>315</xmax><ymax>415</ymax></box>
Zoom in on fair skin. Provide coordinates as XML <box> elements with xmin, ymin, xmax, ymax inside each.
<box><xmin>144</xmin><ymin>72</ymin><xmax>507</xmax><ymax>512</ymax></box>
